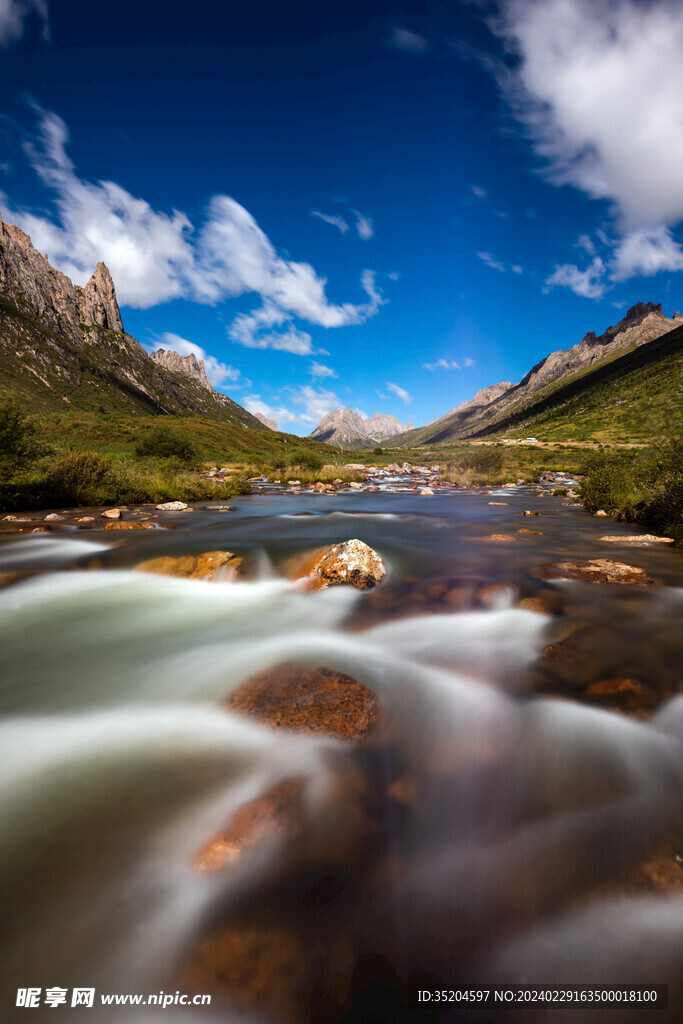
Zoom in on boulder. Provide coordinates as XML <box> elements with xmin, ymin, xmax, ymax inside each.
<box><xmin>595</xmin><ymin>509</ymin><xmax>608</xmax><ymax>517</ymax></box>
<box><xmin>584</xmin><ymin>677</ymin><xmax>656</xmax><ymax>715</ymax></box>
<box><xmin>307</xmin><ymin>539</ymin><xmax>385</xmax><ymax>590</ymax></box>
<box><xmin>535</xmin><ymin>558</ymin><xmax>656</xmax><ymax>585</ymax></box>
<box><xmin>155</xmin><ymin>500</ymin><xmax>188</xmax><ymax>511</ymax></box>
<box><xmin>104</xmin><ymin>521</ymin><xmax>155</xmax><ymax>531</ymax></box>
<box><xmin>349</xmin><ymin>482</ymin><xmax>363</xmax><ymax>490</ymax></box>
<box><xmin>344</xmin><ymin>463</ymin><xmax>366</xmax><ymax>472</ymax></box>
<box><xmin>523</xmin><ymin>510</ymin><xmax>540</xmax><ymax>517</ymax></box>
<box><xmin>135</xmin><ymin>550</ymin><xmax>243</xmax><ymax>580</ymax></box>
<box><xmin>420</xmin><ymin>488</ymin><xmax>434</xmax><ymax>495</ymax></box>
<box><xmin>44</xmin><ymin>513</ymin><xmax>64</xmax><ymax>521</ymax></box>
<box><xmin>488</xmin><ymin>502</ymin><xmax>508</xmax><ymax>505</ymax></box>
<box><xmin>101</xmin><ymin>508</ymin><xmax>121</xmax><ymax>519</ymax></box>
<box><xmin>77</xmin><ymin>516</ymin><xmax>95</xmax><ymax>522</ymax></box>
<box><xmin>480</xmin><ymin>534</ymin><xmax>516</xmax><ymax>542</ymax></box>
<box><xmin>225</xmin><ymin>663</ymin><xmax>380</xmax><ymax>740</ymax></box>
<box><xmin>518</xmin><ymin>528</ymin><xmax>543</xmax><ymax>535</ymax></box>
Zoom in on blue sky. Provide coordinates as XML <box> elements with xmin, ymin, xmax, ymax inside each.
<box><xmin>1</xmin><ymin>0</ymin><xmax>682</xmax><ymax>434</ymax></box>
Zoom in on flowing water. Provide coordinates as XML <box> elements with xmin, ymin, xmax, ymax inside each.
<box><xmin>1</xmin><ymin>483</ymin><xmax>682</xmax><ymax>1023</ymax></box>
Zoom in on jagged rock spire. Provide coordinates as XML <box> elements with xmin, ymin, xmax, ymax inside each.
<box><xmin>76</xmin><ymin>262</ymin><xmax>123</xmax><ymax>332</ymax></box>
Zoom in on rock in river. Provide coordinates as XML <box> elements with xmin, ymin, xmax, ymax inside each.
<box><xmin>100</xmin><ymin>508</ymin><xmax>121</xmax><ymax>519</ymax></box>
<box><xmin>155</xmin><ymin>500</ymin><xmax>188</xmax><ymax>511</ymax></box>
<box><xmin>225</xmin><ymin>663</ymin><xmax>380</xmax><ymax>741</ymax></box>
<box><xmin>135</xmin><ymin>550</ymin><xmax>244</xmax><ymax>580</ymax></box>
<box><xmin>287</xmin><ymin>539</ymin><xmax>386</xmax><ymax>591</ymax></box>
<box><xmin>536</xmin><ymin>558</ymin><xmax>656</xmax><ymax>585</ymax></box>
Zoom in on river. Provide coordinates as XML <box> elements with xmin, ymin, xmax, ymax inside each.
<box><xmin>1</xmin><ymin>479</ymin><xmax>682</xmax><ymax>1023</ymax></box>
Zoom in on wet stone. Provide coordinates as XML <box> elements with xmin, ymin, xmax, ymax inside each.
<box><xmin>535</xmin><ymin>559</ymin><xmax>656</xmax><ymax>585</ymax></box>
<box><xmin>225</xmin><ymin>663</ymin><xmax>381</xmax><ymax>741</ymax></box>
<box><xmin>135</xmin><ymin>551</ymin><xmax>244</xmax><ymax>580</ymax></box>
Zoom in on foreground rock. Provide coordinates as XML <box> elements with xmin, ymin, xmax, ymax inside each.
<box><xmin>286</xmin><ymin>539</ymin><xmax>386</xmax><ymax>591</ymax></box>
<box><xmin>536</xmin><ymin>559</ymin><xmax>656</xmax><ymax>585</ymax></box>
<box><xmin>135</xmin><ymin>550</ymin><xmax>244</xmax><ymax>580</ymax></box>
<box><xmin>225</xmin><ymin>663</ymin><xmax>380</xmax><ymax>741</ymax></box>
<box><xmin>100</xmin><ymin>508</ymin><xmax>121</xmax><ymax>519</ymax></box>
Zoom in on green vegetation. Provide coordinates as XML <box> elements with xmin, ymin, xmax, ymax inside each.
<box><xmin>0</xmin><ymin>405</ymin><xmax>329</xmax><ymax>512</ymax></box>
<box><xmin>134</xmin><ymin>424</ymin><xmax>202</xmax><ymax>466</ymax></box>
<box><xmin>580</xmin><ymin>439</ymin><xmax>683</xmax><ymax>543</ymax></box>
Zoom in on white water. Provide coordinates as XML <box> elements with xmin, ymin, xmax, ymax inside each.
<box><xmin>1</xmin><ymin>537</ymin><xmax>682</xmax><ymax>1022</ymax></box>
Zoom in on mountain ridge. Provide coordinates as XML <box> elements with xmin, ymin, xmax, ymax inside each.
<box><xmin>390</xmin><ymin>301</ymin><xmax>682</xmax><ymax>446</ymax></box>
<box><xmin>0</xmin><ymin>213</ymin><xmax>265</xmax><ymax>428</ymax></box>
<box><xmin>308</xmin><ymin>406</ymin><xmax>413</xmax><ymax>448</ymax></box>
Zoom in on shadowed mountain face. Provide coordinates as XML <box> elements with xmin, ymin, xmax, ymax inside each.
<box><xmin>253</xmin><ymin>412</ymin><xmax>278</xmax><ymax>431</ymax></box>
<box><xmin>309</xmin><ymin>407</ymin><xmax>413</xmax><ymax>448</ymax></box>
<box><xmin>0</xmin><ymin>214</ymin><xmax>263</xmax><ymax>427</ymax></box>
<box><xmin>390</xmin><ymin>302</ymin><xmax>683</xmax><ymax>446</ymax></box>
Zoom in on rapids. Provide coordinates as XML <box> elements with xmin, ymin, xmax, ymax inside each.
<box><xmin>0</xmin><ymin>483</ymin><xmax>682</xmax><ymax>1022</ymax></box>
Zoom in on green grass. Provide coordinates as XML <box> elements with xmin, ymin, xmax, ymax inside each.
<box><xmin>579</xmin><ymin>439</ymin><xmax>683</xmax><ymax>544</ymax></box>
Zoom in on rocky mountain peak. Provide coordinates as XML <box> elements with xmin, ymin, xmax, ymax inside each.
<box><xmin>150</xmin><ymin>348</ymin><xmax>213</xmax><ymax>391</ymax></box>
<box><xmin>625</xmin><ymin>300</ymin><xmax>662</xmax><ymax>322</ymax></box>
<box><xmin>309</xmin><ymin>406</ymin><xmax>414</xmax><ymax>447</ymax></box>
<box><xmin>0</xmin><ymin>212</ymin><xmax>124</xmax><ymax>337</ymax></box>
<box><xmin>76</xmin><ymin>261</ymin><xmax>123</xmax><ymax>332</ymax></box>
<box><xmin>254</xmin><ymin>412</ymin><xmax>278</xmax><ymax>431</ymax></box>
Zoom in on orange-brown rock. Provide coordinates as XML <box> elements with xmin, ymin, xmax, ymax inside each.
<box><xmin>181</xmin><ymin>924</ymin><xmax>310</xmax><ymax>1024</ymax></box>
<box><xmin>476</xmin><ymin>582</ymin><xmax>520</xmax><ymax>608</ymax></box>
<box><xmin>535</xmin><ymin>558</ymin><xmax>656</xmax><ymax>585</ymax></box>
<box><xmin>195</xmin><ymin>779</ymin><xmax>305</xmax><ymax>873</ymax></box>
<box><xmin>487</xmin><ymin>501</ymin><xmax>508</xmax><ymax>505</ymax></box>
<box><xmin>584</xmin><ymin>677</ymin><xmax>656</xmax><ymax>715</ymax></box>
<box><xmin>518</xmin><ymin>528</ymin><xmax>543</xmax><ymax>535</ymax></box>
<box><xmin>225</xmin><ymin>664</ymin><xmax>380</xmax><ymax>741</ymax></box>
<box><xmin>135</xmin><ymin>550</ymin><xmax>244</xmax><ymax>580</ymax></box>
<box><xmin>523</xmin><ymin>510</ymin><xmax>540</xmax><ymax>517</ymax></box>
<box><xmin>480</xmin><ymin>534</ymin><xmax>516</xmax><ymax>542</ymax></box>
<box><xmin>519</xmin><ymin>595</ymin><xmax>553</xmax><ymax>616</ymax></box>
<box><xmin>104</xmin><ymin>521</ymin><xmax>155</xmax><ymax>531</ymax></box>
<box><xmin>284</xmin><ymin>539</ymin><xmax>385</xmax><ymax>590</ymax></box>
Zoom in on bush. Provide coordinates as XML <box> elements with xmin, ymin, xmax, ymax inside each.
<box><xmin>134</xmin><ymin>425</ymin><xmax>201</xmax><ymax>466</ymax></box>
<box><xmin>0</xmin><ymin>399</ymin><xmax>43</xmax><ymax>474</ymax></box>
<box><xmin>288</xmin><ymin>449</ymin><xmax>324</xmax><ymax>472</ymax></box>
<box><xmin>581</xmin><ymin>439</ymin><xmax>683</xmax><ymax>543</ymax></box>
<box><xmin>43</xmin><ymin>452</ymin><xmax>115</xmax><ymax>504</ymax></box>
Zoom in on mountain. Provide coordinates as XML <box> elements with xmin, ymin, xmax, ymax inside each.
<box><xmin>0</xmin><ymin>213</ymin><xmax>264</xmax><ymax>428</ymax></box>
<box><xmin>308</xmin><ymin>407</ymin><xmax>413</xmax><ymax>448</ymax></box>
<box><xmin>364</xmin><ymin>412</ymin><xmax>414</xmax><ymax>440</ymax></box>
<box><xmin>150</xmin><ymin>349</ymin><xmax>213</xmax><ymax>391</ymax></box>
<box><xmin>390</xmin><ymin>301</ymin><xmax>683</xmax><ymax>446</ymax></box>
<box><xmin>253</xmin><ymin>412</ymin><xmax>278</xmax><ymax>430</ymax></box>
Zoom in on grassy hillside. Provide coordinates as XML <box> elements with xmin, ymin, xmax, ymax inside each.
<box><xmin>475</xmin><ymin>326</ymin><xmax>683</xmax><ymax>442</ymax></box>
<box><xmin>389</xmin><ymin>323</ymin><xmax>682</xmax><ymax>447</ymax></box>
<box><xmin>0</xmin><ymin>294</ymin><xmax>263</xmax><ymax>429</ymax></box>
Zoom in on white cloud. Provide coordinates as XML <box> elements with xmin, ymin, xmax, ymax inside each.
<box><xmin>0</xmin><ymin>0</ymin><xmax>48</xmax><ymax>46</ymax></box>
<box><xmin>387</xmin><ymin>26</ymin><xmax>429</xmax><ymax>53</ymax></box>
<box><xmin>5</xmin><ymin>106</ymin><xmax>385</xmax><ymax>353</ymax></box>
<box><xmin>243</xmin><ymin>395</ymin><xmax>298</xmax><ymax>426</ymax></box>
<box><xmin>545</xmin><ymin>256</ymin><xmax>606</xmax><ymax>299</ymax></box>
<box><xmin>290</xmin><ymin>384</ymin><xmax>340</xmax><ymax>423</ymax></box>
<box><xmin>463</xmin><ymin>357</ymin><xmax>476</xmax><ymax>368</ymax></box>
<box><xmin>610</xmin><ymin>226</ymin><xmax>683</xmax><ymax>280</ymax></box>
<box><xmin>477</xmin><ymin>251</ymin><xmax>506</xmax><ymax>273</ymax></box>
<box><xmin>577</xmin><ymin>234</ymin><xmax>595</xmax><ymax>256</ymax></box>
<box><xmin>351</xmin><ymin>209</ymin><xmax>374</xmax><ymax>240</ymax></box>
<box><xmin>148</xmin><ymin>332</ymin><xmax>240</xmax><ymax>388</ymax></box>
<box><xmin>511</xmin><ymin>264</ymin><xmax>523</xmax><ymax>274</ymax></box>
<box><xmin>310</xmin><ymin>361</ymin><xmax>337</xmax><ymax>378</ymax></box>
<box><xmin>489</xmin><ymin>0</ymin><xmax>683</xmax><ymax>288</ymax></box>
<box><xmin>386</xmin><ymin>381</ymin><xmax>413</xmax><ymax>403</ymax></box>
<box><xmin>471</xmin><ymin>184</ymin><xmax>487</xmax><ymax>198</ymax></box>
<box><xmin>311</xmin><ymin>210</ymin><xmax>349</xmax><ymax>234</ymax></box>
<box><xmin>387</xmin><ymin>271</ymin><xmax>401</xmax><ymax>281</ymax></box>
<box><xmin>424</xmin><ymin>358</ymin><xmax>461</xmax><ymax>371</ymax></box>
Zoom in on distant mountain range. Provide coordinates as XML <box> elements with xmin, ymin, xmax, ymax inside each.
<box><xmin>308</xmin><ymin>407</ymin><xmax>414</xmax><ymax>448</ymax></box>
<box><xmin>388</xmin><ymin>301</ymin><xmax>683</xmax><ymax>446</ymax></box>
<box><xmin>0</xmin><ymin>213</ymin><xmax>265</xmax><ymax>429</ymax></box>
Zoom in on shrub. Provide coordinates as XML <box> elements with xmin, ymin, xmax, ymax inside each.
<box><xmin>0</xmin><ymin>399</ymin><xmax>43</xmax><ymax>474</ymax></box>
<box><xmin>43</xmin><ymin>452</ymin><xmax>115</xmax><ymax>504</ymax></box>
<box><xmin>134</xmin><ymin>425</ymin><xmax>202</xmax><ymax>466</ymax></box>
<box><xmin>289</xmin><ymin>449</ymin><xmax>324</xmax><ymax>472</ymax></box>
